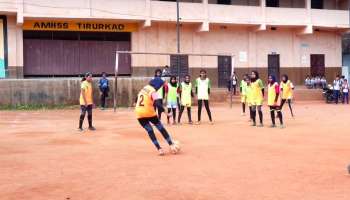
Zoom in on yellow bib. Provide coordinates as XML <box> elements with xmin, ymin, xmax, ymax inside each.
<box><xmin>135</xmin><ymin>85</ymin><xmax>157</xmax><ymax>119</ymax></box>
<box><xmin>268</xmin><ymin>83</ymin><xmax>279</xmax><ymax>106</ymax></box>
<box><xmin>281</xmin><ymin>80</ymin><xmax>293</xmax><ymax>99</ymax></box>
<box><xmin>79</xmin><ymin>81</ymin><xmax>93</xmax><ymax>105</ymax></box>
<box><xmin>251</xmin><ymin>79</ymin><xmax>264</xmax><ymax>105</ymax></box>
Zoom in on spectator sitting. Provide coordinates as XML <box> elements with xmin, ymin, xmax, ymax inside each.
<box><xmin>305</xmin><ymin>75</ymin><xmax>312</xmax><ymax>89</ymax></box>
<box><xmin>321</xmin><ymin>76</ymin><xmax>327</xmax><ymax>89</ymax></box>
<box><xmin>162</xmin><ymin>65</ymin><xmax>171</xmax><ymax>77</ymax></box>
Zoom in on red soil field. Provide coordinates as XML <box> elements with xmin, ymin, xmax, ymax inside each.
<box><xmin>0</xmin><ymin>102</ymin><xmax>350</xmax><ymax>200</ymax></box>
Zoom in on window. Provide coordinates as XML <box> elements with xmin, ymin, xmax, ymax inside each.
<box><xmin>311</xmin><ymin>0</ymin><xmax>323</xmax><ymax>9</ymax></box>
<box><xmin>266</xmin><ymin>0</ymin><xmax>279</xmax><ymax>7</ymax></box>
<box><xmin>217</xmin><ymin>0</ymin><xmax>231</xmax><ymax>5</ymax></box>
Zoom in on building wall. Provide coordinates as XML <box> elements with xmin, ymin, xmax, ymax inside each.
<box><xmin>132</xmin><ymin>22</ymin><xmax>342</xmax><ymax>85</ymax></box>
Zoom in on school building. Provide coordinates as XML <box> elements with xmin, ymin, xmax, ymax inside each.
<box><xmin>0</xmin><ymin>0</ymin><xmax>349</xmax><ymax>86</ymax></box>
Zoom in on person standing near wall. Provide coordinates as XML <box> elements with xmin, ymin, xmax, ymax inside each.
<box><xmin>153</xmin><ymin>69</ymin><xmax>165</xmax><ymax>119</ymax></box>
<box><xmin>78</xmin><ymin>72</ymin><xmax>96</xmax><ymax>131</ymax></box>
<box><xmin>250</xmin><ymin>71</ymin><xmax>264</xmax><ymax>127</ymax></box>
<box><xmin>267</xmin><ymin>75</ymin><xmax>284</xmax><ymax>128</ymax></box>
<box><xmin>333</xmin><ymin>75</ymin><xmax>342</xmax><ymax>104</ymax></box>
<box><xmin>196</xmin><ymin>70</ymin><xmax>213</xmax><ymax>125</ymax></box>
<box><xmin>231</xmin><ymin>72</ymin><xmax>238</xmax><ymax>95</ymax></box>
<box><xmin>164</xmin><ymin>76</ymin><xmax>179</xmax><ymax>125</ymax></box>
<box><xmin>178</xmin><ymin>75</ymin><xmax>194</xmax><ymax>124</ymax></box>
<box><xmin>342</xmin><ymin>79</ymin><xmax>349</xmax><ymax>104</ymax></box>
<box><xmin>99</xmin><ymin>72</ymin><xmax>109</xmax><ymax>110</ymax></box>
<box><xmin>240</xmin><ymin>74</ymin><xmax>248</xmax><ymax>116</ymax></box>
<box><xmin>280</xmin><ymin>74</ymin><xmax>294</xmax><ymax>117</ymax></box>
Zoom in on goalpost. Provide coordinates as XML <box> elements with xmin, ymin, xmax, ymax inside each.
<box><xmin>114</xmin><ymin>51</ymin><xmax>235</xmax><ymax>112</ymax></box>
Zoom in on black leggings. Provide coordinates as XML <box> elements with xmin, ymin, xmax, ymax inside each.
<box><xmin>269</xmin><ymin>106</ymin><xmax>283</xmax><ymax>125</ymax></box>
<box><xmin>251</xmin><ymin>105</ymin><xmax>263</xmax><ymax>124</ymax></box>
<box><xmin>167</xmin><ymin>108</ymin><xmax>177</xmax><ymax>123</ymax></box>
<box><xmin>178</xmin><ymin>106</ymin><xmax>192</xmax><ymax>123</ymax></box>
<box><xmin>154</xmin><ymin>99</ymin><xmax>163</xmax><ymax>119</ymax></box>
<box><xmin>79</xmin><ymin>105</ymin><xmax>93</xmax><ymax>128</ymax></box>
<box><xmin>280</xmin><ymin>99</ymin><xmax>294</xmax><ymax>117</ymax></box>
<box><xmin>198</xmin><ymin>100</ymin><xmax>212</xmax><ymax>122</ymax></box>
<box><xmin>138</xmin><ymin>116</ymin><xmax>173</xmax><ymax>150</ymax></box>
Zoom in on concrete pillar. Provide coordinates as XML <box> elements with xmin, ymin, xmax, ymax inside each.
<box><xmin>142</xmin><ymin>0</ymin><xmax>152</xmax><ymax>28</ymax></box>
<box><xmin>198</xmin><ymin>0</ymin><xmax>209</xmax><ymax>32</ymax></box>
<box><xmin>16</xmin><ymin>0</ymin><xmax>24</xmax><ymax>25</ymax></box>
<box><xmin>7</xmin><ymin>16</ymin><xmax>23</xmax><ymax>78</ymax></box>
<box><xmin>248</xmin><ymin>32</ymin><xmax>257</xmax><ymax>68</ymax></box>
<box><xmin>260</xmin><ymin>0</ymin><xmax>266</xmax><ymax>31</ymax></box>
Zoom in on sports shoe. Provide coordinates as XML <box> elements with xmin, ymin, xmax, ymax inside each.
<box><xmin>279</xmin><ymin>125</ymin><xmax>285</xmax><ymax>129</ymax></box>
<box><xmin>158</xmin><ymin>148</ymin><xmax>165</xmax><ymax>156</ymax></box>
<box><xmin>188</xmin><ymin>121</ymin><xmax>193</xmax><ymax>125</ymax></box>
<box><xmin>77</xmin><ymin>127</ymin><xmax>83</xmax><ymax>132</ymax></box>
<box><xmin>196</xmin><ymin>121</ymin><xmax>201</xmax><ymax>125</ymax></box>
<box><xmin>251</xmin><ymin>122</ymin><xmax>256</xmax><ymax>126</ymax></box>
<box><xmin>269</xmin><ymin>124</ymin><xmax>276</xmax><ymax>128</ymax></box>
<box><xmin>257</xmin><ymin>123</ymin><xmax>264</xmax><ymax>127</ymax></box>
<box><xmin>241</xmin><ymin>112</ymin><xmax>245</xmax><ymax>116</ymax></box>
<box><xmin>209</xmin><ymin>121</ymin><xmax>214</xmax><ymax>125</ymax></box>
<box><xmin>170</xmin><ymin>144</ymin><xmax>180</xmax><ymax>154</ymax></box>
<box><xmin>88</xmin><ymin>126</ymin><xmax>96</xmax><ymax>131</ymax></box>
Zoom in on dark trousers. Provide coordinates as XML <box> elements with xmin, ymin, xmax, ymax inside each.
<box><xmin>251</xmin><ymin>105</ymin><xmax>263</xmax><ymax>124</ymax></box>
<box><xmin>269</xmin><ymin>106</ymin><xmax>283</xmax><ymax>125</ymax></box>
<box><xmin>178</xmin><ymin>106</ymin><xmax>192</xmax><ymax>123</ymax></box>
<box><xmin>198</xmin><ymin>100</ymin><xmax>212</xmax><ymax>122</ymax></box>
<box><xmin>333</xmin><ymin>90</ymin><xmax>340</xmax><ymax>104</ymax></box>
<box><xmin>154</xmin><ymin>99</ymin><xmax>163</xmax><ymax>119</ymax></box>
<box><xmin>228</xmin><ymin>84</ymin><xmax>237</xmax><ymax>95</ymax></box>
<box><xmin>79</xmin><ymin>105</ymin><xmax>93</xmax><ymax>128</ymax></box>
<box><xmin>280</xmin><ymin>99</ymin><xmax>294</xmax><ymax>117</ymax></box>
<box><xmin>138</xmin><ymin>116</ymin><xmax>173</xmax><ymax>150</ymax></box>
<box><xmin>100</xmin><ymin>91</ymin><xmax>108</xmax><ymax>108</ymax></box>
<box><xmin>343</xmin><ymin>92</ymin><xmax>349</xmax><ymax>104</ymax></box>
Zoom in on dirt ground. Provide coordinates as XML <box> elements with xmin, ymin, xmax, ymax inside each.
<box><xmin>0</xmin><ymin>102</ymin><xmax>350</xmax><ymax>200</ymax></box>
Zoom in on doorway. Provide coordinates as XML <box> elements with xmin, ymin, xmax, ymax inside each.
<box><xmin>218</xmin><ymin>56</ymin><xmax>232</xmax><ymax>88</ymax></box>
<box><xmin>310</xmin><ymin>54</ymin><xmax>325</xmax><ymax>77</ymax></box>
<box><xmin>268</xmin><ymin>54</ymin><xmax>280</xmax><ymax>82</ymax></box>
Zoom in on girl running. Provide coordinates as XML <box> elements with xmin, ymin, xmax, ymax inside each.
<box><xmin>196</xmin><ymin>70</ymin><xmax>213</xmax><ymax>124</ymax></box>
<box><xmin>267</xmin><ymin>75</ymin><xmax>284</xmax><ymax>128</ymax></box>
<box><xmin>240</xmin><ymin>74</ymin><xmax>248</xmax><ymax>116</ymax></box>
<box><xmin>250</xmin><ymin>71</ymin><xmax>264</xmax><ymax>127</ymax></box>
<box><xmin>178</xmin><ymin>75</ymin><xmax>194</xmax><ymax>124</ymax></box>
<box><xmin>280</xmin><ymin>74</ymin><xmax>294</xmax><ymax>117</ymax></box>
<box><xmin>164</xmin><ymin>76</ymin><xmax>179</xmax><ymax>125</ymax></box>
<box><xmin>135</xmin><ymin>78</ymin><xmax>180</xmax><ymax>156</ymax></box>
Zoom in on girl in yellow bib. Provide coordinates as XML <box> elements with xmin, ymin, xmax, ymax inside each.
<box><xmin>240</xmin><ymin>74</ymin><xmax>249</xmax><ymax>116</ymax></box>
<box><xmin>135</xmin><ymin>78</ymin><xmax>180</xmax><ymax>156</ymax></box>
<box><xmin>78</xmin><ymin>72</ymin><xmax>96</xmax><ymax>131</ymax></box>
<box><xmin>178</xmin><ymin>75</ymin><xmax>194</xmax><ymax>124</ymax></box>
<box><xmin>267</xmin><ymin>75</ymin><xmax>284</xmax><ymax>128</ymax></box>
<box><xmin>245</xmin><ymin>78</ymin><xmax>254</xmax><ymax>121</ymax></box>
<box><xmin>250</xmin><ymin>71</ymin><xmax>264</xmax><ymax>127</ymax></box>
<box><xmin>280</xmin><ymin>74</ymin><xmax>294</xmax><ymax>117</ymax></box>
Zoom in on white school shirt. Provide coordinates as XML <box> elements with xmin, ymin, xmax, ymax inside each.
<box><xmin>333</xmin><ymin>80</ymin><xmax>341</xmax><ymax>90</ymax></box>
<box><xmin>343</xmin><ymin>83</ymin><xmax>349</xmax><ymax>93</ymax></box>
